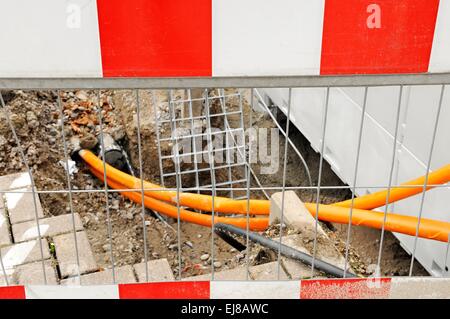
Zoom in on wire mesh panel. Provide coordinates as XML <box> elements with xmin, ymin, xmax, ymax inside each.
<box><xmin>154</xmin><ymin>89</ymin><xmax>248</xmax><ymax>200</ymax></box>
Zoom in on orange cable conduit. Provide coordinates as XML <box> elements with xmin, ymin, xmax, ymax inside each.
<box><xmin>334</xmin><ymin>164</ymin><xmax>450</xmax><ymax>210</ymax></box>
<box><xmin>304</xmin><ymin>203</ymin><xmax>450</xmax><ymax>243</ymax></box>
<box><xmin>79</xmin><ymin>149</ymin><xmax>269</xmax><ymax>215</ymax></box>
<box><xmin>80</xmin><ymin>150</ymin><xmax>450</xmax><ymax>242</ymax></box>
<box><xmin>89</xmin><ymin>168</ymin><xmax>269</xmax><ymax>231</ymax></box>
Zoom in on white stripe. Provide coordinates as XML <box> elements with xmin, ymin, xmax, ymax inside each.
<box><xmin>210</xmin><ymin>281</ymin><xmax>300</xmax><ymax>299</ymax></box>
<box><xmin>2</xmin><ymin>240</ymin><xmax>37</xmax><ymax>271</ymax></box>
<box><xmin>0</xmin><ymin>0</ymin><xmax>102</xmax><ymax>77</ymax></box>
<box><xmin>24</xmin><ymin>285</ymin><xmax>119</xmax><ymax>299</ymax></box>
<box><xmin>428</xmin><ymin>0</ymin><xmax>450</xmax><ymax>73</ymax></box>
<box><xmin>212</xmin><ymin>0</ymin><xmax>325</xmax><ymax>76</ymax></box>
<box><xmin>389</xmin><ymin>278</ymin><xmax>450</xmax><ymax>299</ymax></box>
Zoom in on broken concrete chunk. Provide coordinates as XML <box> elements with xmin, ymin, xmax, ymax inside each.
<box><xmin>270</xmin><ymin>190</ymin><xmax>327</xmax><ymax>238</ymax></box>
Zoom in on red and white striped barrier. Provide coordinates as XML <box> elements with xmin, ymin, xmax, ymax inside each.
<box><xmin>1</xmin><ymin>0</ymin><xmax>450</xmax><ymax>78</ymax></box>
<box><xmin>1</xmin><ymin>278</ymin><xmax>449</xmax><ymax>299</ymax></box>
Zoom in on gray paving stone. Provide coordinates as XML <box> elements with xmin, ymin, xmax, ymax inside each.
<box><xmin>183</xmin><ymin>267</ymin><xmax>249</xmax><ymax>281</ymax></box>
<box><xmin>61</xmin><ymin>265</ymin><xmax>137</xmax><ymax>285</ymax></box>
<box><xmin>53</xmin><ymin>231</ymin><xmax>98</xmax><ymax>278</ymax></box>
<box><xmin>5</xmin><ymin>187</ymin><xmax>44</xmax><ymax>224</ymax></box>
<box><xmin>0</xmin><ymin>208</ymin><xmax>12</xmax><ymax>247</ymax></box>
<box><xmin>12</xmin><ymin>213</ymin><xmax>83</xmax><ymax>242</ymax></box>
<box><xmin>134</xmin><ymin>259</ymin><xmax>175</xmax><ymax>282</ymax></box>
<box><xmin>0</xmin><ymin>172</ymin><xmax>31</xmax><ymax>191</ymax></box>
<box><xmin>1</xmin><ymin>239</ymin><xmax>50</xmax><ymax>269</ymax></box>
<box><xmin>249</xmin><ymin>262</ymin><xmax>289</xmax><ymax>280</ymax></box>
<box><xmin>13</xmin><ymin>260</ymin><xmax>58</xmax><ymax>285</ymax></box>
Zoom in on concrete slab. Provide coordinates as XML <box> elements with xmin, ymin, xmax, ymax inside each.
<box><xmin>61</xmin><ymin>265</ymin><xmax>136</xmax><ymax>285</ymax></box>
<box><xmin>134</xmin><ymin>259</ymin><xmax>175</xmax><ymax>282</ymax></box>
<box><xmin>53</xmin><ymin>231</ymin><xmax>98</xmax><ymax>278</ymax></box>
<box><xmin>279</xmin><ymin>235</ymin><xmax>320</xmax><ymax>279</ymax></box>
<box><xmin>270</xmin><ymin>191</ymin><xmax>327</xmax><ymax>237</ymax></box>
<box><xmin>249</xmin><ymin>262</ymin><xmax>289</xmax><ymax>280</ymax></box>
<box><xmin>183</xmin><ymin>267</ymin><xmax>249</xmax><ymax>281</ymax></box>
<box><xmin>0</xmin><ymin>208</ymin><xmax>12</xmax><ymax>247</ymax></box>
<box><xmin>0</xmin><ymin>172</ymin><xmax>32</xmax><ymax>191</ymax></box>
<box><xmin>12</xmin><ymin>213</ymin><xmax>83</xmax><ymax>242</ymax></box>
<box><xmin>281</xmin><ymin>234</ymin><xmax>350</xmax><ymax>276</ymax></box>
<box><xmin>1</xmin><ymin>238</ymin><xmax>50</xmax><ymax>269</ymax></box>
<box><xmin>13</xmin><ymin>260</ymin><xmax>58</xmax><ymax>285</ymax></box>
<box><xmin>5</xmin><ymin>187</ymin><xmax>44</xmax><ymax>224</ymax></box>
<box><xmin>313</xmin><ymin>241</ymin><xmax>348</xmax><ymax>272</ymax></box>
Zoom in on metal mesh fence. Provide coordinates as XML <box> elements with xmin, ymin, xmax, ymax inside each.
<box><xmin>0</xmin><ymin>79</ymin><xmax>449</xmax><ymax>287</ymax></box>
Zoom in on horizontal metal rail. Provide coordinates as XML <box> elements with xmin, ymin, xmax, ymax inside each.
<box><xmin>3</xmin><ymin>73</ymin><xmax>450</xmax><ymax>89</ymax></box>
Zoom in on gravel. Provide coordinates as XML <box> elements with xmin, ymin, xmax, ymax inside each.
<box><xmin>200</xmin><ymin>254</ymin><xmax>210</xmax><ymax>261</ymax></box>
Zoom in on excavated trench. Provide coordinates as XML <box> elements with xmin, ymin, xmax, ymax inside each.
<box><xmin>0</xmin><ymin>89</ymin><xmax>428</xmax><ymax>279</ymax></box>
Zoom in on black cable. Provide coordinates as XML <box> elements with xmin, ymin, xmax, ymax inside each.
<box><xmin>214</xmin><ymin>223</ymin><xmax>357</xmax><ymax>278</ymax></box>
<box><xmin>215</xmin><ymin>228</ymin><xmax>247</xmax><ymax>251</ymax></box>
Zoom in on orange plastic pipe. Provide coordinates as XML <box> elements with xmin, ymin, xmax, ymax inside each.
<box><xmin>79</xmin><ymin>149</ymin><xmax>270</xmax><ymax>215</ymax></box>
<box><xmin>304</xmin><ymin>203</ymin><xmax>450</xmax><ymax>243</ymax></box>
<box><xmin>89</xmin><ymin>168</ymin><xmax>269</xmax><ymax>231</ymax></box>
<box><xmin>334</xmin><ymin>164</ymin><xmax>450</xmax><ymax>210</ymax></box>
<box><xmin>81</xmin><ymin>149</ymin><xmax>450</xmax><ymax>216</ymax></box>
<box><xmin>82</xmin><ymin>150</ymin><xmax>450</xmax><ymax>242</ymax></box>
<box><xmin>93</xmin><ymin>161</ymin><xmax>450</xmax><ymax>241</ymax></box>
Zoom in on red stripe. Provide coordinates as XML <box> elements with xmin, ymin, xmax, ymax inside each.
<box><xmin>96</xmin><ymin>0</ymin><xmax>212</xmax><ymax>77</ymax></box>
<box><xmin>0</xmin><ymin>286</ymin><xmax>26</xmax><ymax>299</ymax></box>
<box><xmin>320</xmin><ymin>0</ymin><xmax>440</xmax><ymax>75</ymax></box>
<box><xmin>300</xmin><ymin>278</ymin><xmax>392</xmax><ymax>299</ymax></box>
<box><xmin>118</xmin><ymin>281</ymin><xmax>210</xmax><ymax>299</ymax></box>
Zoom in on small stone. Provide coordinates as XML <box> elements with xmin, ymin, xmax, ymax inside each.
<box><xmin>110</xmin><ymin>127</ymin><xmax>125</xmax><ymax>141</ymax></box>
<box><xmin>185</xmin><ymin>241</ymin><xmax>193</xmax><ymax>248</ymax></box>
<box><xmin>213</xmin><ymin>261</ymin><xmax>222</xmax><ymax>268</ymax></box>
<box><xmin>169</xmin><ymin>244</ymin><xmax>178</xmax><ymax>250</ymax></box>
<box><xmin>152</xmin><ymin>252</ymin><xmax>159</xmax><ymax>258</ymax></box>
<box><xmin>126</xmin><ymin>212</ymin><xmax>134</xmax><ymax>220</ymax></box>
<box><xmin>102</xmin><ymin>244</ymin><xmax>110</xmax><ymax>252</ymax></box>
<box><xmin>75</xmin><ymin>90</ymin><xmax>89</xmax><ymax>100</ymax></box>
<box><xmin>0</xmin><ymin>135</ymin><xmax>7</xmax><ymax>146</ymax></box>
<box><xmin>200</xmin><ymin>254</ymin><xmax>209</xmax><ymax>261</ymax></box>
<box><xmin>111</xmin><ymin>200</ymin><xmax>119</xmax><ymax>210</ymax></box>
<box><xmin>145</xmin><ymin>221</ymin><xmax>151</xmax><ymax>226</ymax></box>
<box><xmin>80</xmin><ymin>133</ymin><xmax>98</xmax><ymax>149</ymax></box>
<box><xmin>26</xmin><ymin>111</ymin><xmax>37</xmax><ymax>122</ymax></box>
<box><xmin>197</xmin><ymin>234</ymin><xmax>202</xmax><ymax>238</ymax></box>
